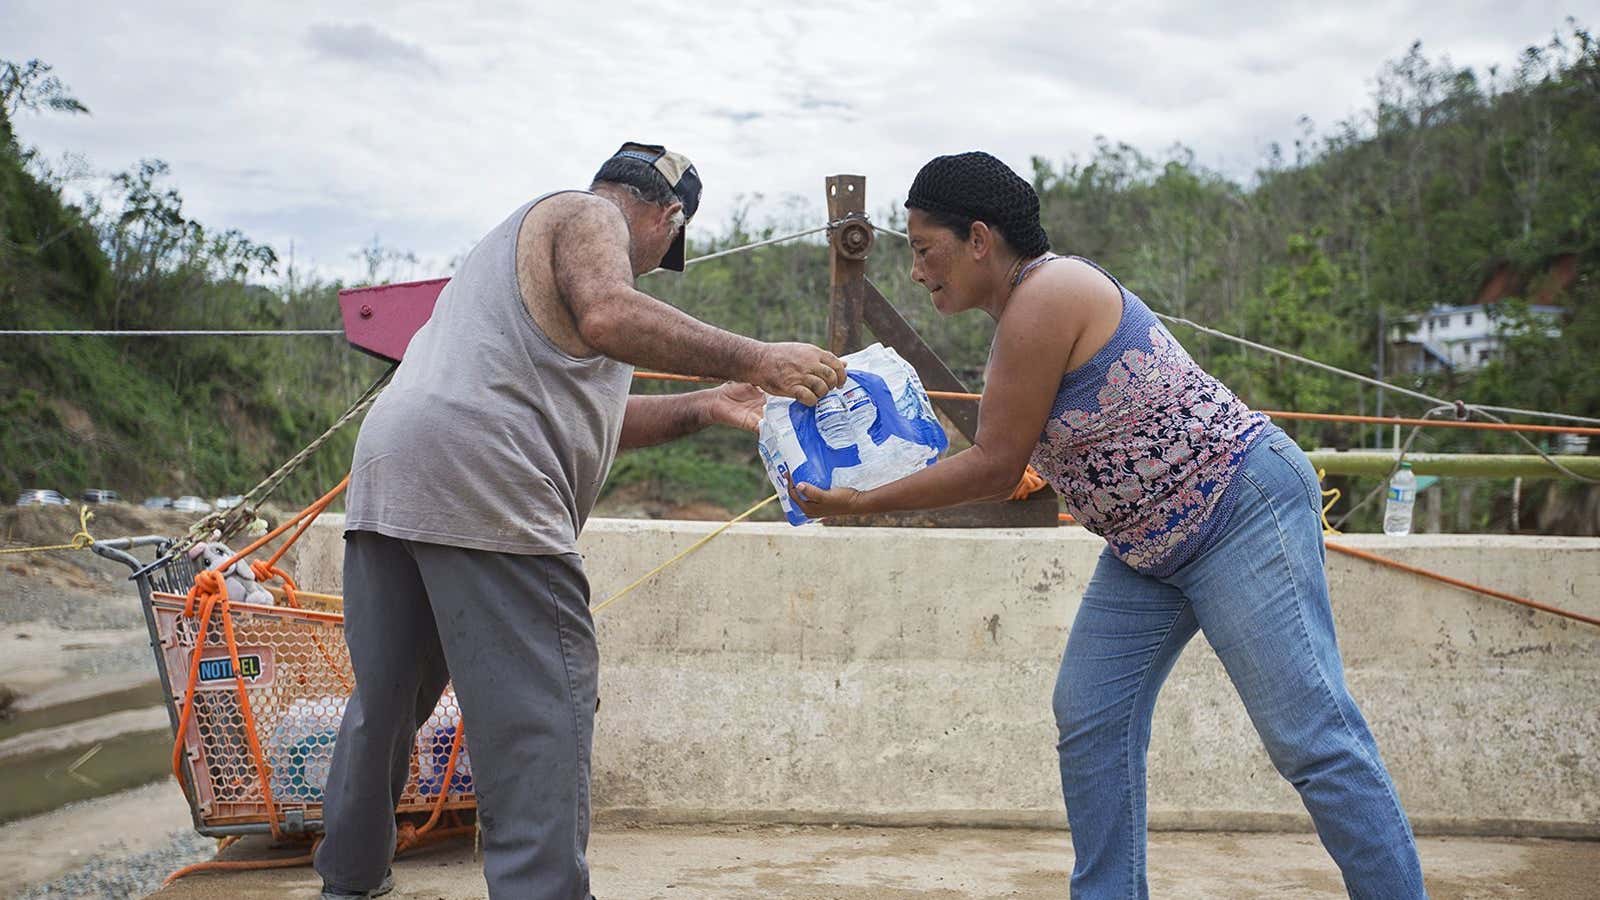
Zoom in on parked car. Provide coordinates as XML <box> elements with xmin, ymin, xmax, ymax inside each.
<box><xmin>16</xmin><ymin>489</ymin><xmax>69</xmax><ymax>507</ymax></box>
<box><xmin>142</xmin><ymin>496</ymin><xmax>174</xmax><ymax>510</ymax></box>
<box><xmin>172</xmin><ymin>496</ymin><xmax>212</xmax><ymax>513</ymax></box>
<box><xmin>215</xmin><ymin>495</ymin><xmax>245</xmax><ymax>510</ymax></box>
<box><xmin>80</xmin><ymin>489</ymin><xmax>122</xmax><ymax>504</ymax></box>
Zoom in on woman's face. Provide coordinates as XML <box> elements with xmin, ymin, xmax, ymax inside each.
<box><xmin>906</xmin><ymin>208</ymin><xmax>977</xmax><ymax>316</ymax></box>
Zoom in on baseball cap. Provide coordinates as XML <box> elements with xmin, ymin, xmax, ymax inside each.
<box><xmin>604</xmin><ymin>142</ymin><xmax>702</xmax><ymax>271</ymax></box>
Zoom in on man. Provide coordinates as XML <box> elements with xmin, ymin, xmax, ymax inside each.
<box><xmin>314</xmin><ymin>143</ymin><xmax>845</xmax><ymax>899</ymax></box>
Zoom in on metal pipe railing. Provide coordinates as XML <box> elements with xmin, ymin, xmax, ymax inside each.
<box><xmin>1306</xmin><ymin>451</ymin><xmax>1600</xmax><ymax>479</ymax></box>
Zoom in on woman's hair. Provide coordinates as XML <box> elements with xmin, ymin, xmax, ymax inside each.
<box><xmin>905</xmin><ymin>152</ymin><xmax>1050</xmax><ymax>257</ymax></box>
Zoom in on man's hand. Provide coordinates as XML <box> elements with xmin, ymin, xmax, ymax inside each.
<box><xmin>703</xmin><ymin>382</ymin><xmax>767</xmax><ymax>433</ymax></box>
<box><xmin>748</xmin><ymin>342</ymin><xmax>847</xmax><ymax>406</ymax></box>
<box><xmin>787</xmin><ymin>474</ymin><xmax>865</xmax><ymax>520</ymax></box>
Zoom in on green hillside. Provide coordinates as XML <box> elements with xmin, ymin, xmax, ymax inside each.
<box><xmin>1</xmin><ymin>26</ymin><xmax>1597</xmax><ymax>532</ymax></box>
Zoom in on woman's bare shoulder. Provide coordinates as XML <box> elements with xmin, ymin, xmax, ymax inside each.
<box><xmin>1014</xmin><ymin>256</ymin><xmax>1121</xmax><ymax>318</ymax></box>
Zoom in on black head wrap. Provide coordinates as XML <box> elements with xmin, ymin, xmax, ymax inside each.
<box><xmin>905</xmin><ymin>152</ymin><xmax>1050</xmax><ymax>257</ymax></box>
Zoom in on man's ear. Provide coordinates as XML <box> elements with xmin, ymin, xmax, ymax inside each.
<box><xmin>661</xmin><ymin>201</ymin><xmax>684</xmax><ymax>226</ymax></box>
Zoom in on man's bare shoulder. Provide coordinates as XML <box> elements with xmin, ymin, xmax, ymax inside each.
<box><xmin>524</xmin><ymin>191</ymin><xmax>626</xmax><ymax>241</ymax></box>
<box><xmin>517</xmin><ymin>191</ymin><xmax>630</xmax><ymax>292</ymax></box>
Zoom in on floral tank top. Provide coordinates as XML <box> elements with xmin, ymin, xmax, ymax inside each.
<box><xmin>1025</xmin><ymin>256</ymin><xmax>1268</xmax><ymax>576</ymax></box>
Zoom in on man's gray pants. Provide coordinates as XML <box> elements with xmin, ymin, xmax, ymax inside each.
<box><xmin>314</xmin><ymin>530</ymin><xmax>597</xmax><ymax>899</ymax></box>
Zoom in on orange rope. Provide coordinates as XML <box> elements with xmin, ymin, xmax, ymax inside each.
<box><xmin>207</xmin><ymin>475</ymin><xmax>350</xmax><ymax>580</ymax></box>
<box><xmin>1010</xmin><ymin>466</ymin><xmax>1047</xmax><ymax>500</ymax></box>
<box><xmin>162</xmin><ymin>846</ymin><xmax>317</xmax><ymax>886</ymax></box>
<box><xmin>169</xmin><ymin>589</ymin><xmax>221</xmax><ymax>783</ymax></box>
<box><xmin>626</xmin><ymin>372</ymin><xmax>1600</xmax><ymax>437</ymax></box>
<box><xmin>402</xmin><ymin>715</ymin><xmax>468</xmax><ymax>851</ymax></box>
<box><xmin>1324</xmin><ymin>540</ymin><xmax>1600</xmax><ymax>628</ymax></box>
<box><xmin>262</xmin><ymin>482</ymin><xmax>345</xmax><ymax>571</ymax></box>
<box><xmin>170</xmin><ymin>570</ymin><xmax>285</xmax><ymax>842</ymax></box>
<box><xmin>216</xmin><ymin>586</ymin><xmax>283</xmax><ymax>838</ymax></box>
<box><xmin>250</xmin><ymin>561</ymin><xmax>299</xmax><ymax>608</ymax></box>
<box><xmin>633</xmin><ymin>371</ymin><xmax>715</xmax><ymax>385</ymax></box>
<box><xmin>251</xmin><ymin>561</ymin><xmax>353</xmax><ymax>691</ymax></box>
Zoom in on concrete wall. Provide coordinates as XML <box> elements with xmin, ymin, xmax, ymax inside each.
<box><xmin>282</xmin><ymin>518</ymin><xmax>1600</xmax><ymax>837</ymax></box>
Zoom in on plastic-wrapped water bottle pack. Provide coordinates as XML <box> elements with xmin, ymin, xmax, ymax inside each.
<box><xmin>268</xmin><ymin>695</ymin><xmax>346</xmax><ymax>802</ymax></box>
<box><xmin>758</xmin><ymin>343</ymin><xmax>948</xmax><ymax>525</ymax></box>
<box><xmin>265</xmin><ymin>693</ymin><xmax>472</xmax><ymax>802</ymax></box>
<box><xmin>415</xmin><ymin>709</ymin><xmax>473</xmax><ymax>796</ymax></box>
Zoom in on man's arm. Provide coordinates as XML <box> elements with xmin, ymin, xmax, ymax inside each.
<box><xmin>551</xmin><ymin>196</ymin><xmax>843</xmax><ymax>405</ymax></box>
<box><xmin>619</xmin><ymin>383</ymin><xmax>764</xmax><ymax>450</ymax></box>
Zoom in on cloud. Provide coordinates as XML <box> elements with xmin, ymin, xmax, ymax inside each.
<box><xmin>305</xmin><ymin>22</ymin><xmax>438</xmax><ymax>74</ymax></box>
<box><xmin>710</xmin><ymin>108</ymin><xmax>765</xmax><ymax>125</ymax></box>
<box><xmin>792</xmin><ymin>93</ymin><xmax>854</xmax><ymax>113</ymax></box>
<box><xmin>0</xmin><ymin>0</ymin><xmax>1582</xmax><ymax>282</ymax></box>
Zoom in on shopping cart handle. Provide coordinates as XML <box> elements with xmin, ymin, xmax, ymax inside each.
<box><xmin>91</xmin><ymin>535</ymin><xmax>173</xmax><ymax>572</ymax></box>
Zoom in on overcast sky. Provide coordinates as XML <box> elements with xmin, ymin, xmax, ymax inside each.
<box><xmin>3</xmin><ymin>1</ymin><xmax>1582</xmax><ymax>282</ymax></box>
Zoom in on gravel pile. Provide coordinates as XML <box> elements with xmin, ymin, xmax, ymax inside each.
<box><xmin>13</xmin><ymin>829</ymin><xmax>213</xmax><ymax>899</ymax></box>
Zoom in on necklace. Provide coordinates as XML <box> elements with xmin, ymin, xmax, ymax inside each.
<box><xmin>1005</xmin><ymin>255</ymin><xmax>1025</xmax><ymax>287</ymax></box>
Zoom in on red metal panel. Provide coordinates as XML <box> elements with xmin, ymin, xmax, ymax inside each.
<box><xmin>338</xmin><ymin>277</ymin><xmax>450</xmax><ymax>363</ymax></box>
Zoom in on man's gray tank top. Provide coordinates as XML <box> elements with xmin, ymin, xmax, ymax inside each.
<box><xmin>345</xmin><ymin>192</ymin><xmax>634</xmax><ymax>555</ymax></box>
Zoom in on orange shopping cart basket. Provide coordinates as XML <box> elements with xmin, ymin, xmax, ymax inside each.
<box><xmin>93</xmin><ymin>536</ymin><xmax>476</xmax><ymax>837</ymax></box>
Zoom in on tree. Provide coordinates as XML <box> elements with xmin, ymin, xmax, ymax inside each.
<box><xmin>0</xmin><ymin>59</ymin><xmax>89</xmax><ymax>125</ymax></box>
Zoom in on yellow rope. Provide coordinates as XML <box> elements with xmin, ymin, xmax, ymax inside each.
<box><xmin>223</xmin><ymin>493</ymin><xmax>779</xmax><ymax>617</ymax></box>
<box><xmin>194</xmin><ymin>494</ymin><xmax>777</xmax><ymax>619</ymax></box>
<box><xmin>591</xmin><ymin>493</ymin><xmax>779</xmax><ymax>616</ymax></box>
<box><xmin>0</xmin><ymin>505</ymin><xmax>97</xmax><ymax>554</ymax></box>
<box><xmin>1317</xmin><ymin>468</ymin><xmax>1342</xmax><ymax>535</ymax></box>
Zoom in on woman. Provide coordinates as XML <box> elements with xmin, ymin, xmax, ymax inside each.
<box><xmin>789</xmin><ymin>152</ymin><xmax>1426</xmax><ymax>899</ymax></box>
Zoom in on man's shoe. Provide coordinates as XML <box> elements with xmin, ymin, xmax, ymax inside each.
<box><xmin>320</xmin><ymin>868</ymin><xmax>393</xmax><ymax>898</ymax></box>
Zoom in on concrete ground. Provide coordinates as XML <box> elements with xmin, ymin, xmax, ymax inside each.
<box><xmin>147</xmin><ymin>826</ymin><xmax>1599</xmax><ymax>899</ymax></box>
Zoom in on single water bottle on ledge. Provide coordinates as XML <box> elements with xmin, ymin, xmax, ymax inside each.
<box><xmin>1383</xmin><ymin>462</ymin><xmax>1417</xmax><ymax>536</ymax></box>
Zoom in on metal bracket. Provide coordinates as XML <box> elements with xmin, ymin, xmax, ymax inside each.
<box><xmin>830</xmin><ymin>211</ymin><xmax>875</xmax><ymax>261</ymax></box>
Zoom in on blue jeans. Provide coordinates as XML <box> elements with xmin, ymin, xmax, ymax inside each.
<box><xmin>1053</xmin><ymin>430</ymin><xmax>1426</xmax><ymax>899</ymax></box>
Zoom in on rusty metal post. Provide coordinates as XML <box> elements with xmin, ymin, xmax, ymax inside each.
<box><xmin>825</xmin><ymin>175</ymin><xmax>871</xmax><ymax>356</ymax></box>
<box><xmin>814</xmin><ymin>178</ymin><xmax>1057</xmax><ymax>529</ymax></box>
<box><xmin>860</xmin><ymin>280</ymin><xmax>979</xmax><ymax>442</ymax></box>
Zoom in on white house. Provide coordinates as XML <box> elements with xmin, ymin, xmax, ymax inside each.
<box><xmin>1388</xmin><ymin>303</ymin><xmax>1564</xmax><ymax>374</ymax></box>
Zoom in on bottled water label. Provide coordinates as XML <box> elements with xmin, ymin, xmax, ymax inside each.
<box><xmin>758</xmin><ymin>343</ymin><xmax>948</xmax><ymax>525</ymax></box>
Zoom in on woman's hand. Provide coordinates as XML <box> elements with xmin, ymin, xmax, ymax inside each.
<box><xmin>787</xmin><ymin>475</ymin><xmax>865</xmax><ymax>519</ymax></box>
<box><xmin>704</xmin><ymin>382</ymin><xmax>767</xmax><ymax>433</ymax></box>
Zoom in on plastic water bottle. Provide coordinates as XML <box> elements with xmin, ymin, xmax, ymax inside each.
<box><xmin>1383</xmin><ymin>462</ymin><xmax>1416</xmax><ymax>536</ymax></box>
<box><xmin>758</xmin><ymin>343</ymin><xmax>949</xmax><ymax>525</ymax></box>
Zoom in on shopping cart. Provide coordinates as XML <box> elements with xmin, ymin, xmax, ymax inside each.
<box><xmin>93</xmin><ymin>536</ymin><xmax>476</xmax><ymax>837</ymax></box>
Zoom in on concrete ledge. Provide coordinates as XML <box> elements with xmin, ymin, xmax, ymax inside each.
<box><xmin>278</xmin><ymin>518</ymin><xmax>1600</xmax><ymax>837</ymax></box>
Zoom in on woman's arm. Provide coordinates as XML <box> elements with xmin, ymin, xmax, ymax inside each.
<box><xmin>789</xmin><ymin>276</ymin><xmax>1085</xmax><ymax>518</ymax></box>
